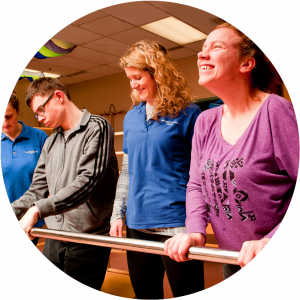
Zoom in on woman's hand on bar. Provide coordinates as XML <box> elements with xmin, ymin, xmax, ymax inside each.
<box><xmin>164</xmin><ymin>233</ymin><xmax>205</xmax><ymax>262</ymax></box>
<box><xmin>110</xmin><ymin>219</ymin><xmax>124</xmax><ymax>237</ymax></box>
<box><xmin>238</xmin><ymin>237</ymin><xmax>270</xmax><ymax>267</ymax></box>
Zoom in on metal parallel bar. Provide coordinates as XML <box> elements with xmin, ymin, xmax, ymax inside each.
<box><xmin>30</xmin><ymin>228</ymin><xmax>239</xmax><ymax>265</ymax></box>
<box><xmin>116</xmin><ymin>151</ymin><xmax>124</xmax><ymax>156</ymax></box>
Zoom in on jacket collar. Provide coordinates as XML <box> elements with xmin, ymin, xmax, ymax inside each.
<box><xmin>55</xmin><ymin>109</ymin><xmax>91</xmax><ymax>133</ymax></box>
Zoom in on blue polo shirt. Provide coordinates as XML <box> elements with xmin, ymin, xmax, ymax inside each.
<box><xmin>1</xmin><ymin>121</ymin><xmax>48</xmax><ymax>227</ymax></box>
<box><xmin>123</xmin><ymin>102</ymin><xmax>201</xmax><ymax>229</ymax></box>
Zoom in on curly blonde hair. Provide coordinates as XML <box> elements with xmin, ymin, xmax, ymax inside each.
<box><xmin>119</xmin><ymin>40</ymin><xmax>193</xmax><ymax>120</ymax></box>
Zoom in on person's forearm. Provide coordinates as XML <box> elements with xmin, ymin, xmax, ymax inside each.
<box><xmin>111</xmin><ymin>154</ymin><xmax>129</xmax><ymax>224</ymax></box>
<box><xmin>12</xmin><ymin>147</ymin><xmax>49</xmax><ymax>219</ymax></box>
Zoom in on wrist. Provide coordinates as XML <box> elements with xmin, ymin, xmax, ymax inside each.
<box><xmin>30</xmin><ymin>206</ymin><xmax>40</xmax><ymax>220</ymax></box>
<box><xmin>189</xmin><ymin>232</ymin><xmax>205</xmax><ymax>247</ymax></box>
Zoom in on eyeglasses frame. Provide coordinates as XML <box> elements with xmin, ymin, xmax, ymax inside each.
<box><xmin>34</xmin><ymin>92</ymin><xmax>55</xmax><ymax>120</ymax></box>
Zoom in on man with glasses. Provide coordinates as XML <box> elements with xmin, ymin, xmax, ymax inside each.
<box><xmin>11</xmin><ymin>77</ymin><xmax>119</xmax><ymax>291</ymax></box>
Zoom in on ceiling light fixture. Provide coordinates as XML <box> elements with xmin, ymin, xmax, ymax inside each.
<box><xmin>24</xmin><ymin>69</ymin><xmax>61</xmax><ymax>78</ymax></box>
<box><xmin>141</xmin><ymin>17</ymin><xmax>207</xmax><ymax>45</ymax></box>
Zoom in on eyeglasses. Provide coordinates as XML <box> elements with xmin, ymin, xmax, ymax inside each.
<box><xmin>34</xmin><ymin>92</ymin><xmax>54</xmax><ymax>120</ymax></box>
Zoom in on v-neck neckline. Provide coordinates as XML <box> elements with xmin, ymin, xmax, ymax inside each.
<box><xmin>216</xmin><ymin>94</ymin><xmax>271</xmax><ymax>148</ymax></box>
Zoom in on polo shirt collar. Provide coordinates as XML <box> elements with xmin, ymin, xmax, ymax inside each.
<box><xmin>134</xmin><ymin>101</ymin><xmax>146</xmax><ymax>114</ymax></box>
<box><xmin>134</xmin><ymin>101</ymin><xmax>161</xmax><ymax>118</ymax></box>
<box><xmin>55</xmin><ymin>109</ymin><xmax>91</xmax><ymax>133</ymax></box>
<box><xmin>134</xmin><ymin>101</ymin><xmax>146</xmax><ymax>112</ymax></box>
<box><xmin>1</xmin><ymin>121</ymin><xmax>29</xmax><ymax>141</ymax></box>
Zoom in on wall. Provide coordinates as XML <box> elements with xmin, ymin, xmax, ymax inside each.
<box><xmin>10</xmin><ymin>54</ymin><xmax>292</xmax><ymax>169</ymax></box>
<box><xmin>10</xmin><ymin>79</ymin><xmax>39</xmax><ymax>127</ymax></box>
<box><xmin>59</xmin><ymin>54</ymin><xmax>216</xmax><ymax>167</ymax></box>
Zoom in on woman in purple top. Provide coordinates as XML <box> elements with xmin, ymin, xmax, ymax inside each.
<box><xmin>164</xmin><ymin>22</ymin><xmax>299</xmax><ymax>279</ymax></box>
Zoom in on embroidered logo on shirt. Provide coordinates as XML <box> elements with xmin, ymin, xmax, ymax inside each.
<box><xmin>24</xmin><ymin>151</ymin><xmax>38</xmax><ymax>154</ymax></box>
<box><xmin>161</xmin><ymin>120</ymin><xmax>179</xmax><ymax>126</ymax></box>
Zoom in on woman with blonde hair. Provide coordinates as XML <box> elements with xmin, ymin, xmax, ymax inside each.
<box><xmin>110</xmin><ymin>40</ymin><xmax>203</xmax><ymax>299</ymax></box>
<box><xmin>165</xmin><ymin>23</ymin><xmax>299</xmax><ymax>279</ymax></box>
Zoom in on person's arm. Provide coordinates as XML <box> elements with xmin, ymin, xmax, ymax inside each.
<box><xmin>110</xmin><ymin>154</ymin><xmax>129</xmax><ymax>238</ymax></box>
<box><xmin>36</xmin><ymin>120</ymin><xmax>114</xmax><ymax>218</ymax></box>
<box><xmin>19</xmin><ymin>206</ymin><xmax>40</xmax><ymax>240</ymax></box>
<box><xmin>11</xmin><ymin>139</ymin><xmax>50</xmax><ymax>220</ymax></box>
<box><xmin>238</xmin><ymin>97</ymin><xmax>299</xmax><ymax>267</ymax></box>
<box><xmin>165</xmin><ymin>116</ymin><xmax>208</xmax><ymax>262</ymax></box>
<box><xmin>14</xmin><ymin>119</ymin><xmax>114</xmax><ymax>231</ymax></box>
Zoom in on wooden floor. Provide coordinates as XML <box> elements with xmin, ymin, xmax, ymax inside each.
<box><xmin>36</xmin><ymin>232</ymin><xmax>224</xmax><ymax>299</ymax></box>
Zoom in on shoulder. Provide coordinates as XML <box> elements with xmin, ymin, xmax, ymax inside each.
<box><xmin>196</xmin><ymin>105</ymin><xmax>221</xmax><ymax>125</ymax></box>
<box><xmin>124</xmin><ymin>106</ymin><xmax>138</xmax><ymax>118</ymax></box>
<box><xmin>266</xmin><ymin>94</ymin><xmax>297</xmax><ymax>121</ymax></box>
<box><xmin>184</xmin><ymin>102</ymin><xmax>201</xmax><ymax>116</ymax></box>
<box><xmin>123</xmin><ymin>106</ymin><xmax>140</xmax><ymax>127</ymax></box>
<box><xmin>87</xmin><ymin>114</ymin><xmax>114</xmax><ymax>138</ymax></box>
<box><xmin>89</xmin><ymin>114</ymin><xmax>112</xmax><ymax>129</ymax></box>
<box><xmin>23</xmin><ymin>124</ymin><xmax>48</xmax><ymax>140</ymax></box>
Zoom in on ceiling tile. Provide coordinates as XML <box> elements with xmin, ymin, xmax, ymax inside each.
<box><xmin>88</xmin><ymin>66</ymin><xmax>123</xmax><ymax>76</ymax></box>
<box><xmin>72</xmin><ymin>10</ymin><xmax>107</xmax><ymax>25</ymax></box>
<box><xmin>110</xmin><ymin>27</ymin><xmax>179</xmax><ymax>49</ymax></box>
<box><xmin>46</xmin><ymin>56</ymin><xmax>101</xmax><ymax>70</ymax></box>
<box><xmin>169</xmin><ymin>48</ymin><xmax>197</xmax><ymax>60</ymax></box>
<box><xmin>59</xmin><ymin>76</ymin><xmax>85</xmax><ymax>85</ymax></box>
<box><xmin>184</xmin><ymin>40</ymin><xmax>205</xmax><ymax>52</ymax></box>
<box><xmin>83</xmin><ymin>37</ymin><xmax>129</xmax><ymax>57</ymax></box>
<box><xmin>26</xmin><ymin>60</ymin><xmax>80</xmax><ymax>76</ymax></box>
<box><xmin>67</xmin><ymin>46</ymin><xmax>119</xmax><ymax>65</ymax></box>
<box><xmin>79</xmin><ymin>16</ymin><xmax>134</xmax><ymax>36</ymax></box>
<box><xmin>107</xmin><ymin>62</ymin><xmax>122</xmax><ymax>70</ymax></box>
<box><xmin>102</xmin><ymin>2</ymin><xmax>170</xmax><ymax>26</ymax></box>
<box><xmin>70</xmin><ymin>72</ymin><xmax>103</xmax><ymax>80</ymax></box>
<box><xmin>149</xmin><ymin>1</ymin><xmax>223</xmax><ymax>34</ymax></box>
<box><xmin>53</xmin><ymin>25</ymin><xmax>103</xmax><ymax>45</ymax></box>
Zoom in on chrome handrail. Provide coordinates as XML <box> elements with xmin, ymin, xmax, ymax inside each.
<box><xmin>31</xmin><ymin>228</ymin><xmax>239</xmax><ymax>265</ymax></box>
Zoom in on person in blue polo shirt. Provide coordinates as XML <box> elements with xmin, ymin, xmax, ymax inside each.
<box><xmin>1</xmin><ymin>92</ymin><xmax>47</xmax><ymax>245</ymax></box>
<box><xmin>110</xmin><ymin>40</ymin><xmax>203</xmax><ymax>299</ymax></box>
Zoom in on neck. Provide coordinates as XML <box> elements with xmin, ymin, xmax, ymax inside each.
<box><xmin>4</xmin><ymin>122</ymin><xmax>22</xmax><ymax>141</ymax></box>
<box><xmin>206</xmin><ymin>79</ymin><xmax>268</xmax><ymax>118</ymax></box>
<box><xmin>60</xmin><ymin>101</ymin><xmax>83</xmax><ymax>131</ymax></box>
<box><xmin>147</xmin><ymin>99</ymin><xmax>154</xmax><ymax>106</ymax></box>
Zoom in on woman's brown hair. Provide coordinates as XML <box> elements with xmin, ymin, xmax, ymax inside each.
<box><xmin>215</xmin><ymin>22</ymin><xmax>278</xmax><ymax>95</ymax></box>
<box><xmin>9</xmin><ymin>91</ymin><xmax>20</xmax><ymax>113</ymax></box>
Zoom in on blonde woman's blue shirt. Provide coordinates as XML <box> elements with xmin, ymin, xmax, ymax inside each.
<box><xmin>1</xmin><ymin>121</ymin><xmax>48</xmax><ymax>227</ymax></box>
<box><xmin>123</xmin><ymin>102</ymin><xmax>201</xmax><ymax>229</ymax></box>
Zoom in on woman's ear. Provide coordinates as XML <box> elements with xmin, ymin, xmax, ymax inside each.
<box><xmin>240</xmin><ymin>57</ymin><xmax>256</xmax><ymax>74</ymax></box>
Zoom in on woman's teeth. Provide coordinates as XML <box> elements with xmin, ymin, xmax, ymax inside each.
<box><xmin>201</xmin><ymin>66</ymin><xmax>213</xmax><ymax>71</ymax></box>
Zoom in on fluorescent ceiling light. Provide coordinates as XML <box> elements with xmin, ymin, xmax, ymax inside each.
<box><xmin>141</xmin><ymin>17</ymin><xmax>207</xmax><ymax>45</ymax></box>
<box><xmin>25</xmin><ymin>69</ymin><xmax>60</xmax><ymax>78</ymax></box>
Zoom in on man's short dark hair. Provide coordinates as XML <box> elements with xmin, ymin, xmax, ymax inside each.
<box><xmin>25</xmin><ymin>77</ymin><xmax>72</xmax><ymax>107</ymax></box>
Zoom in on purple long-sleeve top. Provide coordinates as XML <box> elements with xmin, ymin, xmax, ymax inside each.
<box><xmin>186</xmin><ymin>94</ymin><xmax>299</xmax><ymax>251</ymax></box>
